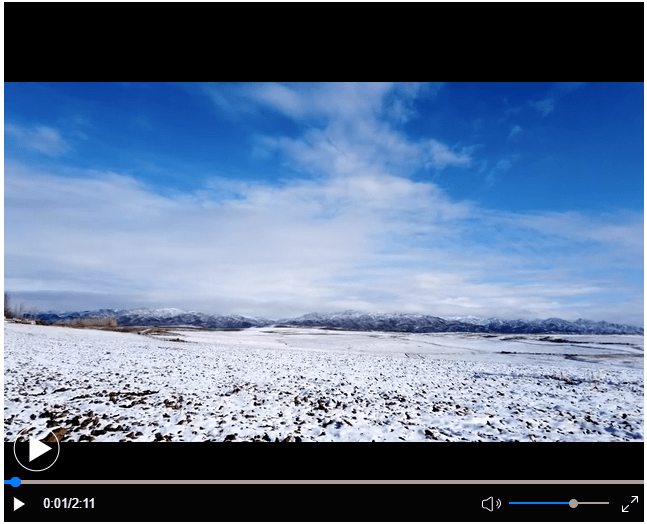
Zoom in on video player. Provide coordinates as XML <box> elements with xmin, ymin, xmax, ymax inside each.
<box><xmin>3</xmin><ymin>6</ymin><xmax>645</xmax><ymax>524</ymax></box>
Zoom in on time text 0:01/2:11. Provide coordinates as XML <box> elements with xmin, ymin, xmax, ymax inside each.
<box><xmin>42</xmin><ymin>497</ymin><xmax>95</xmax><ymax>509</ymax></box>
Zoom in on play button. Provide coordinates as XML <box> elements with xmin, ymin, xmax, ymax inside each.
<box><xmin>29</xmin><ymin>437</ymin><xmax>52</xmax><ymax>462</ymax></box>
<box><xmin>13</xmin><ymin>427</ymin><xmax>61</xmax><ymax>472</ymax></box>
<box><xmin>14</xmin><ymin>498</ymin><xmax>25</xmax><ymax>511</ymax></box>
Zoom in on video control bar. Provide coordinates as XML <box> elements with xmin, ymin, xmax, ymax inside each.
<box><xmin>4</xmin><ymin>482</ymin><xmax>644</xmax><ymax>522</ymax></box>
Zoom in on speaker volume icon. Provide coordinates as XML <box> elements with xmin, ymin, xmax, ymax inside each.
<box><xmin>482</xmin><ymin>497</ymin><xmax>502</xmax><ymax>512</ymax></box>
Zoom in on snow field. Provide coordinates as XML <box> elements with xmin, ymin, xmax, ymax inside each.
<box><xmin>4</xmin><ymin>322</ymin><xmax>643</xmax><ymax>442</ymax></box>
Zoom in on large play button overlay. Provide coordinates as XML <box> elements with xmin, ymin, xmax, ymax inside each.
<box><xmin>29</xmin><ymin>437</ymin><xmax>52</xmax><ymax>462</ymax></box>
<box><xmin>13</xmin><ymin>428</ymin><xmax>61</xmax><ymax>472</ymax></box>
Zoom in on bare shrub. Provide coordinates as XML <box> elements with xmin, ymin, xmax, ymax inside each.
<box><xmin>4</xmin><ymin>293</ymin><xmax>26</xmax><ymax>319</ymax></box>
<box><xmin>15</xmin><ymin>302</ymin><xmax>24</xmax><ymax>319</ymax></box>
<box><xmin>4</xmin><ymin>292</ymin><xmax>13</xmax><ymax>319</ymax></box>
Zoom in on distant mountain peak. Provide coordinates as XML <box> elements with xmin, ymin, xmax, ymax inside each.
<box><xmin>277</xmin><ymin>311</ymin><xmax>643</xmax><ymax>334</ymax></box>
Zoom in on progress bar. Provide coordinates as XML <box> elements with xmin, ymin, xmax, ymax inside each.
<box><xmin>14</xmin><ymin>479</ymin><xmax>645</xmax><ymax>485</ymax></box>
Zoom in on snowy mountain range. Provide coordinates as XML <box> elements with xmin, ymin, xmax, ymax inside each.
<box><xmin>24</xmin><ymin>307</ymin><xmax>271</xmax><ymax>329</ymax></box>
<box><xmin>23</xmin><ymin>308</ymin><xmax>644</xmax><ymax>334</ymax></box>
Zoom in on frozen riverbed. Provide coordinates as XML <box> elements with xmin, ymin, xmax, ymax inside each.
<box><xmin>4</xmin><ymin>321</ymin><xmax>643</xmax><ymax>442</ymax></box>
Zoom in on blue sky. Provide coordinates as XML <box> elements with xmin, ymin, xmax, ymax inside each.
<box><xmin>4</xmin><ymin>82</ymin><xmax>644</xmax><ymax>324</ymax></box>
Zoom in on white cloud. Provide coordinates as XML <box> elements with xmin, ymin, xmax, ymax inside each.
<box><xmin>5</xmin><ymin>161</ymin><xmax>642</xmax><ymax>324</ymax></box>
<box><xmin>273</xmin><ymin>121</ymin><xmax>427</xmax><ymax>177</ymax></box>
<box><xmin>246</xmin><ymin>82</ymin><xmax>309</xmax><ymax>119</ymax></box>
<box><xmin>382</xmin><ymin>83</ymin><xmax>433</xmax><ymax>124</ymax></box>
<box><xmin>209</xmin><ymin>82</ymin><xmax>433</xmax><ymax>127</ymax></box>
<box><xmin>5</xmin><ymin>162</ymin><xmax>466</xmax><ymax>316</ymax></box>
<box><xmin>5</xmin><ymin>123</ymin><xmax>71</xmax><ymax>156</ymax></box>
<box><xmin>205</xmin><ymin>82</ymin><xmax>397</xmax><ymax>123</ymax></box>
<box><xmin>425</xmin><ymin>139</ymin><xmax>472</xmax><ymax>170</ymax></box>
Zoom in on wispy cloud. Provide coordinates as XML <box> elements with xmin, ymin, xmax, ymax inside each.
<box><xmin>502</xmin><ymin>97</ymin><xmax>523</xmax><ymax>118</ymax></box>
<box><xmin>554</xmin><ymin>82</ymin><xmax>587</xmax><ymax>94</ymax></box>
<box><xmin>484</xmin><ymin>157</ymin><xmax>515</xmax><ymax>185</ymax></box>
<box><xmin>5</xmin><ymin>123</ymin><xmax>71</xmax><ymax>156</ymax></box>
<box><xmin>425</xmin><ymin>139</ymin><xmax>472</xmax><ymax>170</ymax></box>
<box><xmin>222</xmin><ymin>83</ymin><xmax>471</xmax><ymax>179</ymax></box>
<box><xmin>509</xmin><ymin>209</ymin><xmax>644</xmax><ymax>256</ymax></box>
<box><xmin>528</xmin><ymin>82</ymin><xmax>586</xmax><ymax>117</ymax></box>
<box><xmin>508</xmin><ymin>124</ymin><xmax>522</xmax><ymax>139</ymax></box>
<box><xmin>529</xmin><ymin>98</ymin><xmax>555</xmax><ymax>116</ymax></box>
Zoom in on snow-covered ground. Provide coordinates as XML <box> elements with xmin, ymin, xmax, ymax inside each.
<box><xmin>4</xmin><ymin>321</ymin><xmax>643</xmax><ymax>442</ymax></box>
